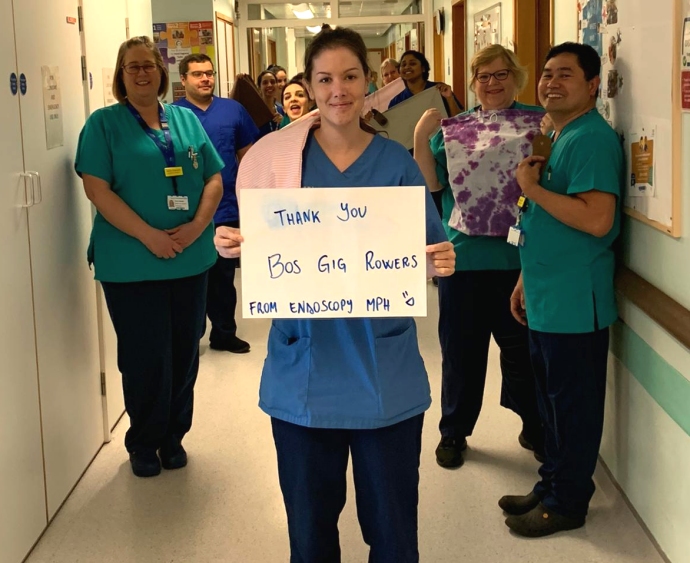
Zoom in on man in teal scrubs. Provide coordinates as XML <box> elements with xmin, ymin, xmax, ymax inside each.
<box><xmin>499</xmin><ymin>43</ymin><xmax>624</xmax><ymax>536</ymax></box>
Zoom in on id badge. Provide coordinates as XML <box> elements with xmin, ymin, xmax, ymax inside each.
<box><xmin>167</xmin><ymin>195</ymin><xmax>189</xmax><ymax>211</ymax></box>
<box><xmin>164</xmin><ymin>166</ymin><xmax>184</xmax><ymax>177</ymax></box>
<box><xmin>507</xmin><ymin>225</ymin><xmax>524</xmax><ymax>247</ymax></box>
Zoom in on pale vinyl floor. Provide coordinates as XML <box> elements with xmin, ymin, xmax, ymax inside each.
<box><xmin>25</xmin><ymin>282</ymin><xmax>665</xmax><ymax>563</ymax></box>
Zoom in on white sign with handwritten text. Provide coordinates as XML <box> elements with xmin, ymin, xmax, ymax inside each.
<box><xmin>240</xmin><ymin>187</ymin><xmax>427</xmax><ymax>318</ymax></box>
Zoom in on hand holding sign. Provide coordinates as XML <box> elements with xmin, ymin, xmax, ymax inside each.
<box><xmin>214</xmin><ymin>226</ymin><xmax>243</xmax><ymax>258</ymax></box>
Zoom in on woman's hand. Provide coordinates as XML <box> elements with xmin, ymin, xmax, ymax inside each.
<box><xmin>426</xmin><ymin>241</ymin><xmax>455</xmax><ymax>277</ymax></box>
<box><xmin>166</xmin><ymin>221</ymin><xmax>204</xmax><ymax>250</ymax></box>
<box><xmin>142</xmin><ymin>228</ymin><xmax>183</xmax><ymax>259</ymax></box>
<box><xmin>415</xmin><ymin>109</ymin><xmax>443</xmax><ymax>140</ymax></box>
<box><xmin>436</xmin><ymin>83</ymin><xmax>454</xmax><ymax>98</ymax></box>
<box><xmin>273</xmin><ymin>113</ymin><xmax>283</xmax><ymax>125</ymax></box>
<box><xmin>510</xmin><ymin>276</ymin><xmax>527</xmax><ymax>326</ymax></box>
<box><xmin>516</xmin><ymin>155</ymin><xmax>546</xmax><ymax>198</ymax></box>
<box><xmin>214</xmin><ymin>226</ymin><xmax>244</xmax><ymax>259</ymax></box>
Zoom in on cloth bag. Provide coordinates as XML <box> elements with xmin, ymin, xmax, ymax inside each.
<box><xmin>442</xmin><ymin>109</ymin><xmax>543</xmax><ymax>236</ymax></box>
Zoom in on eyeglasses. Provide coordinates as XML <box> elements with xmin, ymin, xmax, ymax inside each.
<box><xmin>475</xmin><ymin>69</ymin><xmax>511</xmax><ymax>83</ymax></box>
<box><xmin>186</xmin><ymin>70</ymin><xmax>216</xmax><ymax>79</ymax></box>
<box><xmin>122</xmin><ymin>63</ymin><xmax>158</xmax><ymax>75</ymax></box>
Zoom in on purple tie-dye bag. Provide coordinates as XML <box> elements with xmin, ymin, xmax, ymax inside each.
<box><xmin>441</xmin><ymin>109</ymin><xmax>543</xmax><ymax>237</ymax></box>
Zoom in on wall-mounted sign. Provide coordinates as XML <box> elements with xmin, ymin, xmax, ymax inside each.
<box><xmin>19</xmin><ymin>73</ymin><xmax>27</xmax><ymax>95</ymax></box>
<box><xmin>10</xmin><ymin>72</ymin><xmax>17</xmax><ymax>95</ymax></box>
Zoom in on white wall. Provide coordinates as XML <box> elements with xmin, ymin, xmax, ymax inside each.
<box><xmin>126</xmin><ymin>0</ymin><xmax>153</xmax><ymax>38</ymax></box>
<box><xmin>151</xmin><ymin>0</ymin><xmax>212</xmax><ymax>23</ymax></box>
<box><xmin>553</xmin><ymin>0</ymin><xmax>578</xmax><ymax>44</ymax></box>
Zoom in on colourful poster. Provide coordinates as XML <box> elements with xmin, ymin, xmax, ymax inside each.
<box><xmin>628</xmin><ymin>127</ymin><xmax>656</xmax><ymax>198</ymax></box>
<box><xmin>153</xmin><ymin>21</ymin><xmax>215</xmax><ymax>74</ymax></box>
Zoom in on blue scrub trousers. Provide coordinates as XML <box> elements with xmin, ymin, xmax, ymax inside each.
<box><xmin>271</xmin><ymin>414</ymin><xmax>424</xmax><ymax>563</ymax></box>
<box><xmin>529</xmin><ymin>328</ymin><xmax>609</xmax><ymax>519</ymax></box>
<box><xmin>102</xmin><ymin>271</ymin><xmax>208</xmax><ymax>454</ymax></box>
<box><xmin>206</xmin><ymin>220</ymin><xmax>239</xmax><ymax>345</ymax></box>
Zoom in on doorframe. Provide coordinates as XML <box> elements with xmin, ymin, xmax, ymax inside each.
<box><xmin>215</xmin><ymin>12</ymin><xmax>236</xmax><ymax>97</ymax></box>
<box><xmin>451</xmin><ymin>0</ymin><xmax>467</xmax><ymax>109</ymax></box>
<box><xmin>514</xmin><ymin>0</ymin><xmax>553</xmax><ymax>105</ymax></box>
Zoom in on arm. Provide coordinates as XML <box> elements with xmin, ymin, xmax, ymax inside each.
<box><xmin>82</xmin><ymin>174</ymin><xmax>182</xmax><ymax>258</ymax></box>
<box><xmin>413</xmin><ymin>109</ymin><xmax>444</xmax><ymax>193</ymax></box>
<box><xmin>510</xmin><ymin>272</ymin><xmax>527</xmax><ymax>326</ymax></box>
<box><xmin>436</xmin><ymin>83</ymin><xmax>463</xmax><ymax>116</ymax></box>
<box><xmin>517</xmin><ymin>156</ymin><xmax>617</xmax><ymax>237</ymax></box>
<box><xmin>236</xmin><ymin>143</ymin><xmax>253</xmax><ymax>163</ymax></box>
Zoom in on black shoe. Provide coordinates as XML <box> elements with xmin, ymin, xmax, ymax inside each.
<box><xmin>518</xmin><ymin>431</ymin><xmax>546</xmax><ymax>463</ymax></box>
<box><xmin>505</xmin><ymin>503</ymin><xmax>585</xmax><ymax>537</ymax></box>
<box><xmin>160</xmin><ymin>444</ymin><xmax>188</xmax><ymax>470</ymax></box>
<box><xmin>209</xmin><ymin>335</ymin><xmax>250</xmax><ymax>353</ymax></box>
<box><xmin>129</xmin><ymin>451</ymin><xmax>161</xmax><ymax>478</ymax></box>
<box><xmin>435</xmin><ymin>437</ymin><xmax>467</xmax><ymax>468</ymax></box>
<box><xmin>498</xmin><ymin>491</ymin><xmax>542</xmax><ymax>515</ymax></box>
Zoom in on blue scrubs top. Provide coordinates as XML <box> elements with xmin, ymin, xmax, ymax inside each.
<box><xmin>259</xmin><ymin>132</ymin><xmax>447</xmax><ymax>429</ymax></box>
<box><xmin>174</xmin><ymin>96</ymin><xmax>258</xmax><ymax>223</ymax></box>
<box><xmin>258</xmin><ymin>103</ymin><xmax>284</xmax><ymax>139</ymax></box>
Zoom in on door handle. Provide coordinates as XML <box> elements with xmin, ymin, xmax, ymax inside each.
<box><xmin>19</xmin><ymin>172</ymin><xmax>34</xmax><ymax>207</ymax></box>
<box><xmin>28</xmin><ymin>171</ymin><xmax>42</xmax><ymax>205</ymax></box>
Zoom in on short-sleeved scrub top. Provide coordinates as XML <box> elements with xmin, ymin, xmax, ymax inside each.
<box><xmin>75</xmin><ymin>103</ymin><xmax>225</xmax><ymax>283</ymax></box>
<box><xmin>259</xmin><ymin>132</ymin><xmax>447</xmax><ymax>430</ymax></box>
<box><xmin>519</xmin><ymin>109</ymin><xmax>624</xmax><ymax>334</ymax></box>
<box><xmin>174</xmin><ymin>96</ymin><xmax>259</xmax><ymax>223</ymax></box>
<box><xmin>430</xmin><ymin>102</ymin><xmax>544</xmax><ymax>272</ymax></box>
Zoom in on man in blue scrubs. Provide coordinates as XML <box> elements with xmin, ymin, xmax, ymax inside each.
<box><xmin>499</xmin><ymin>43</ymin><xmax>624</xmax><ymax>536</ymax></box>
<box><xmin>176</xmin><ymin>54</ymin><xmax>259</xmax><ymax>353</ymax></box>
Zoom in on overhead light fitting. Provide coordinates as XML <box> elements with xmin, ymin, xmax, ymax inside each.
<box><xmin>291</xmin><ymin>3</ymin><xmax>315</xmax><ymax>19</ymax></box>
<box><xmin>306</xmin><ymin>25</ymin><xmax>322</xmax><ymax>33</ymax></box>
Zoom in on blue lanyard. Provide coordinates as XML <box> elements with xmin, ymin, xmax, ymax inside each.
<box><xmin>126</xmin><ymin>102</ymin><xmax>179</xmax><ymax>194</ymax></box>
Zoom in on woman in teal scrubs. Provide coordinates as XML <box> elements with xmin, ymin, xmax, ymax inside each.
<box><xmin>75</xmin><ymin>36</ymin><xmax>224</xmax><ymax>478</ymax></box>
<box><xmin>414</xmin><ymin>44</ymin><xmax>544</xmax><ymax>470</ymax></box>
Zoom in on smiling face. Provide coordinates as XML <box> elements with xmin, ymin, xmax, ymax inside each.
<box><xmin>306</xmin><ymin>46</ymin><xmax>368</xmax><ymax>130</ymax></box>
<box><xmin>121</xmin><ymin>45</ymin><xmax>162</xmax><ymax>104</ymax></box>
<box><xmin>259</xmin><ymin>72</ymin><xmax>277</xmax><ymax>101</ymax></box>
<box><xmin>399</xmin><ymin>54</ymin><xmax>424</xmax><ymax>82</ymax></box>
<box><xmin>474</xmin><ymin>56</ymin><xmax>518</xmax><ymax>110</ymax></box>
<box><xmin>381</xmin><ymin>62</ymin><xmax>400</xmax><ymax>84</ymax></box>
<box><xmin>538</xmin><ymin>53</ymin><xmax>599</xmax><ymax>118</ymax></box>
<box><xmin>275</xmin><ymin>70</ymin><xmax>288</xmax><ymax>94</ymax></box>
<box><xmin>282</xmin><ymin>83</ymin><xmax>309</xmax><ymax>121</ymax></box>
<box><xmin>181</xmin><ymin>61</ymin><xmax>215</xmax><ymax>103</ymax></box>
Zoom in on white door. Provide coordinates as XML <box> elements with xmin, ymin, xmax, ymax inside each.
<box><xmin>0</xmin><ymin>1</ymin><xmax>48</xmax><ymax>560</ymax></box>
<box><xmin>82</xmin><ymin>0</ymin><xmax>128</xmax><ymax>434</ymax></box>
<box><xmin>14</xmin><ymin>0</ymin><xmax>104</xmax><ymax>518</ymax></box>
<box><xmin>216</xmin><ymin>17</ymin><xmax>229</xmax><ymax>97</ymax></box>
<box><xmin>367</xmin><ymin>50</ymin><xmax>383</xmax><ymax>88</ymax></box>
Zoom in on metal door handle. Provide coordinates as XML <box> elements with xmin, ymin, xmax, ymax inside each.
<box><xmin>19</xmin><ymin>172</ymin><xmax>34</xmax><ymax>207</ymax></box>
<box><xmin>28</xmin><ymin>171</ymin><xmax>42</xmax><ymax>204</ymax></box>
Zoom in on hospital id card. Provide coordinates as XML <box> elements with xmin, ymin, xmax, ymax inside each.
<box><xmin>507</xmin><ymin>225</ymin><xmax>524</xmax><ymax>247</ymax></box>
<box><xmin>167</xmin><ymin>195</ymin><xmax>189</xmax><ymax>211</ymax></box>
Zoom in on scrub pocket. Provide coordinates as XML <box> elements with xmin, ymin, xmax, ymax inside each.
<box><xmin>260</xmin><ymin>325</ymin><xmax>312</xmax><ymax>417</ymax></box>
<box><xmin>375</xmin><ymin>323</ymin><xmax>430</xmax><ymax>419</ymax></box>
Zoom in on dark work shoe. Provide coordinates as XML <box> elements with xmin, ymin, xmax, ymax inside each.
<box><xmin>209</xmin><ymin>335</ymin><xmax>250</xmax><ymax>354</ymax></box>
<box><xmin>498</xmin><ymin>491</ymin><xmax>542</xmax><ymax>515</ymax></box>
<box><xmin>518</xmin><ymin>431</ymin><xmax>546</xmax><ymax>463</ymax></box>
<box><xmin>160</xmin><ymin>444</ymin><xmax>188</xmax><ymax>470</ymax></box>
<box><xmin>129</xmin><ymin>451</ymin><xmax>161</xmax><ymax>478</ymax></box>
<box><xmin>505</xmin><ymin>503</ymin><xmax>585</xmax><ymax>537</ymax></box>
<box><xmin>435</xmin><ymin>437</ymin><xmax>467</xmax><ymax>468</ymax></box>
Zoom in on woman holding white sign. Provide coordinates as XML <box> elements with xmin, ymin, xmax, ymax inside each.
<box><xmin>215</xmin><ymin>26</ymin><xmax>454</xmax><ymax>563</ymax></box>
<box><xmin>413</xmin><ymin>44</ymin><xmax>545</xmax><ymax>471</ymax></box>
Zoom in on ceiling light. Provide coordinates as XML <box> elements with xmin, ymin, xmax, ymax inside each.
<box><xmin>306</xmin><ymin>25</ymin><xmax>321</xmax><ymax>33</ymax></box>
<box><xmin>291</xmin><ymin>3</ymin><xmax>315</xmax><ymax>19</ymax></box>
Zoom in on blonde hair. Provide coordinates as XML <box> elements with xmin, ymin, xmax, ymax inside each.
<box><xmin>112</xmin><ymin>36</ymin><xmax>169</xmax><ymax>103</ymax></box>
<box><xmin>469</xmin><ymin>44</ymin><xmax>528</xmax><ymax>93</ymax></box>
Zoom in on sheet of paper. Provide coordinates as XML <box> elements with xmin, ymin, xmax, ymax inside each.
<box><xmin>240</xmin><ymin>187</ymin><xmax>428</xmax><ymax>319</ymax></box>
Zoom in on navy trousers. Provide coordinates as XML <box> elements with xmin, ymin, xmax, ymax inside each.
<box><xmin>438</xmin><ymin>270</ymin><xmax>543</xmax><ymax>448</ymax></box>
<box><xmin>206</xmin><ymin>220</ymin><xmax>239</xmax><ymax>345</ymax></box>
<box><xmin>102</xmin><ymin>271</ymin><xmax>208</xmax><ymax>454</ymax></box>
<box><xmin>271</xmin><ymin>414</ymin><xmax>424</xmax><ymax>563</ymax></box>
<box><xmin>530</xmin><ymin>328</ymin><xmax>609</xmax><ymax>519</ymax></box>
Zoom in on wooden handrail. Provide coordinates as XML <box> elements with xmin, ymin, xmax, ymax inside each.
<box><xmin>615</xmin><ymin>265</ymin><xmax>690</xmax><ymax>350</ymax></box>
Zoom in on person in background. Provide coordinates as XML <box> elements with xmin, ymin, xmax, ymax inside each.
<box><xmin>75</xmin><ymin>36</ymin><xmax>224</xmax><ymax>478</ymax></box>
<box><xmin>175</xmin><ymin>53</ymin><xmax>258</xmax><ymax>354</ymax></box>
<box><xmin>380</xmin><ymin>58</ymin><xmax>400</xmax><ymax>85</ymax></box>
<box><xmin>501</xmin><ymin>42</ymin><xmax>624</xmax><ymax>537</ymax></box>
<box><xmin>368</xmin><ymin>70</ymin><xmax>379</xmax><ymax>94</ymax></box>
<box><xmin>281</xmin><ymin>77</ymin><xmax>312</xmax><ymax>125</ymax></box>
<box><xmin>388</xmin><ymin>50</ymin><xmax>462</xmax><ymax>118</ymax></box>
<box><xmin>268</xmin><ymin>64</ymin><xmax>288</xmax><ymax>102</ymax></box>
<box><xmin>257</xmin><ymin>70</ymin><xmax>284</xmax><ymax>138</ymax></box>
<box><xmin>214</xmin><ymin>26</ymin><xmax>455</xmax><ymax>563</ymax></box>
<box><xmin>414</xmin><ymin>44</ymin><xmax>545</xmax><ymax>471</ymax></box>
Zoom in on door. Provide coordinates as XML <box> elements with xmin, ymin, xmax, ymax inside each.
<box><xmin>216</xmin><ymin>13</ymin><xmax>236</xmax><ymax>97</ymax></box>
<box><xmin>0</xmin><ymin>2</ymin><xmax>48</xmax><ymax>558</ymax></box>
<box><xmin>81</xmin><ymin>0</ymin><xmax>128</xmax><ymax>434</ymax></box>
<box><xmin>14</xmin><ymin>0</ymin><xmax>104</xmax><ymax>518</ymax></box>
<box><xmin>433</xmin><ymin>21</ymin><xmax>445</xmax><ymax>83</ymax></box>
<box><xmin>452</xmin><ymin>0</ymin><xmax>467</xmax><ymax>109</ymax></box>
<box><xmin>515</xmin><ymin>0</ymin><xmax>553</xmax><ymax>104</ymax></box>
<box><xmin>367</xmin><ymin>49</ymin><xmax>384</xmax><ymax>87</ymax></box>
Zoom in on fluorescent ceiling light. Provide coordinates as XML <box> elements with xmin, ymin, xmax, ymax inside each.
<box><xmin>306</xmin><ymin>25</ymin><xmax>321</xmax><ymax>33</ymax></box>
<box><xmin>291</xmin><ymin>3</ymin><xmax>314</xmax><ymax>19</ymax></box>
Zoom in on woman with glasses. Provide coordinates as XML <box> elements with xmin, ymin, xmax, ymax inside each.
<box><xmin>75</xmin><ymin>36</ymin><xmax>225</xmax><ymax>478</ymax></box>
<box><xmin>413</xmin><ymin>44</ymin><xmax>545</xmax><ymax>470</ymax></box>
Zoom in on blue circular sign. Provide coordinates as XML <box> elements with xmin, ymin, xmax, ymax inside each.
<box><xmin>10</xmin><ymin>72</ymin><xmax>17</xmax><ymax>95</ymax></box>
<box><xmin>19</xmin><ymin>73</ymin><xmax>27</xmax><ymax>95</ymax></box>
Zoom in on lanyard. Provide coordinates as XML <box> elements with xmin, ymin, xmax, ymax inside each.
<box><xmin>126</xmin><ymin>102</ymin><xmax>179</xmax><ymax>195</ymax></box>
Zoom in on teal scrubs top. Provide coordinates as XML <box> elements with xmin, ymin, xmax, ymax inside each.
<box><xmin>519</xmin><ymin>109</ymin><xmax>624</xmax><ymax>334</ymax></box>
<box><xmin>430</xmin><ymin>102</ymin><xmax>544</xmax><ymax>271</ymax></box>
<box><xmin>75</xmin><ymin>103</ymin><xmax>225</xmax><ymax>283</ymax></box>
<box><xmin>259</xmin><ymin>132</ymin><xmax>447</xmax><ymax>429</ymax></box>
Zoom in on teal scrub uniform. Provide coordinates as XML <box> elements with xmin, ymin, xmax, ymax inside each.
<box><xmin>75</xmin><ymin>103</ymin><xmax>225</xmax><ymax>282</ymax></box>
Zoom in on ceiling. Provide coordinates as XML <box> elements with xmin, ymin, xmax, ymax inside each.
<box><xmin>293</xmin><ymin>23</ymin><xmax>391</xmax><ymax>38</ymax></box>
<box><xmin>250</xmin><ymin>1</ymin><xmax>420</xmax><ymax>21</ymax></box>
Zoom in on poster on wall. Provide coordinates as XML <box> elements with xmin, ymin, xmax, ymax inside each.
<box><xmin>102</xmin><ymin>68</ymin><xmax>116</xmax><ymax>106</ymax></box>
<box><xmin>628</xmin><ymin>126</ymin><xmax>656</xmax><ymax>197</ymax></box>
<box><xmin>41</xmin><ymin>66</ymin><xmax>63</xmax><ymax>150</ymax></box>
<box><xmin>681</xmin><ymin>16</ymin><xmax>690</xmax><ymax>111</ymax></box>
<box><xmin>473</xmin><ymin>3</ymin><xmax>501</xmax><ymax>53</ymax></box>
<box><xmin>153</xmin><ymin>21</ymin><xmax>215</xmax><ymax>74</ymax></box>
